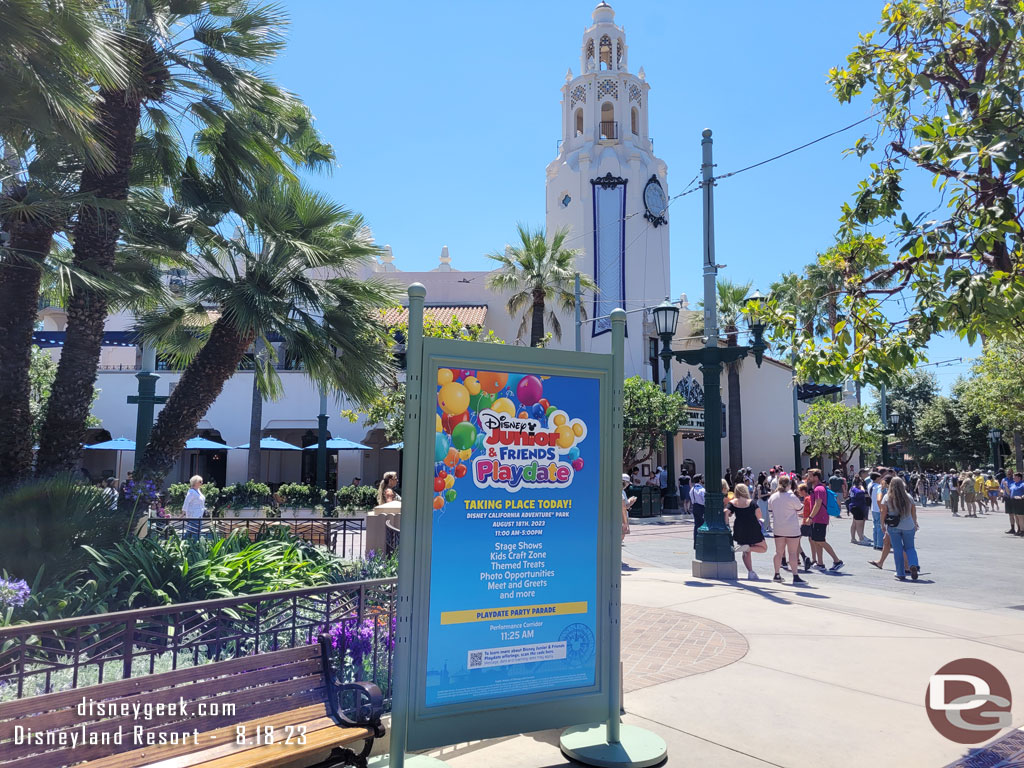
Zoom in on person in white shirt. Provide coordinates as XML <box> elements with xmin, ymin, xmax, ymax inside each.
<box><xmin>181</xmin><ymin>474</ymin><xmax>206</xmax><ymax>539</ymax></box>
<box><xmin>689</xmin><ymin>474</ymin><xmax>706</xmax><ymax>548</ymax></box>
<box><xmin>768</xmin><ymin>476</ymin><xmax>808</xmax><ymax>584</ymax></box>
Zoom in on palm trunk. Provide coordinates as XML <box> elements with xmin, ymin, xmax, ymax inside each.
<box><xmin>137</xmin><ymin>317</ymin><xmax>254</xmax><ymax>481</ymax></box>
<box><xmin>0</xmin><ymin>208</ymin><xmax>52</xmax><ymax>485</ymax></box>
<box><xmin>247</xmin><ymin>341</ymin><xmax>264</xmax><ymax>481</ymax></box>
<box><xmin>36</xmin><ymin>89</ymin><xmax>142</xmax><ymax>476</ymax></box>
<box><xmin>529</xmin><ymin>291</ymin><xmax>545</xmax><ymax>348</ymax></box>
<box><xmin>725</xmin><ymin>326</ymin><xmax>742</xmax><ymax>472</ymax></box>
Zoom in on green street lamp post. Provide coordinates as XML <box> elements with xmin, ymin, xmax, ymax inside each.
<box><xmin>989</xmin><ymin>428</ymin><xmax>1003</xmax><ymax>471</ymax></box>
<box><xmin>655</xmin><ymin>298</ymin><xmax>680</xmax><ymax>513</ymax></box>
<box><xmin>127</xmin><ymin>345</ymin><xmax>167</xmax><ymax>473</ymax></box>
<box><xmin>316</xmin><ymin>389</ymin><xmax>329</xmax><ymax>490</ymax></box>
<box><xmin>652</xmin><ymin>130</ymin><xmax>768</xmax><ymax>579</ymax></box>
<box><xmin>881</xmin><ymin>411</ymin><xmax>900</xmax><ymax>467</ymax></box>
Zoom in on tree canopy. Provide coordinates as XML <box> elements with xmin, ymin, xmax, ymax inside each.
<box><xmin>800</xmin><ymin>400</ymin><xmax>882</xmax><ymax>469</ymax></box>
<box><xmin>769</xmin><ymin>0</ymin><xmax>1024</xmax><ymax>384</ymax></box>
<box><xmin>622</xmin><ymin>376</ymin><xmax>687</xmax><ymax>472</ymax></box>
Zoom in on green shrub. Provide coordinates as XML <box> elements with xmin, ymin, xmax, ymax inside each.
<box><xmin>0</xmin><ymin>476</ymin><xmax>126</xmax><ymax>584</ymax></box>
<box><xmin>166</xmin><ymin>482</ymin><xmax>221</xmax><ymax>513</ymax></box>
<box><xmin>277</xmin><ymin>483</ymin><xmax>328</xmax><ymax>508</ymax></box>
<box><xmin>335</xmin><ymin>484</ymin><xmax>379</xmax><ymax>512</ymax></box>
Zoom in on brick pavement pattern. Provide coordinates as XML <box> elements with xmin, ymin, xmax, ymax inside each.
<box><xmin>620</xmin><ymin>604</ymin><xmax>748</xmax><ymax>693</ymax></box>
<box><xmin>943</xmin><ymin>729</ymin><xmax>1024</xmax><ymax>768</ymax></box>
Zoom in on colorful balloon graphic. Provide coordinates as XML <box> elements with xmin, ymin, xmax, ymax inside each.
<box><xmin>572</xmin><ymin>458</ymin><xmax>584</xmax><ymax>471</ymax></box>
<box><xmin>435</xmin><ymin>413</ymin><xmax>442</xmax><ymax>432</ymax></box>
<box><xmin>434</xmin><ymin>432</ymin><xmax>450</xmax><ymax>462</ymax></box>
<box><xmin>444</xmin><ymin>447</ymin><xmax>459</xmax><ymax>467</ymax></box>
<box><xmin>516</xmin><ymin>375</ymin><xmax>543</xmax><ymax>406</ymax></box>
<box><xmin>567</xmin><ymin>446</ymin><xmax>580</xmax><ymax>461</ymax></box>
<box><xmin>477</xmin><ymin>371</ymin><xmax>508</xmax><ymax>394</ymax></box>
<box><xmin>491</xmin><ymin>397</ymin><xmax>516</xmax><ymax>417</ymax></box>
<box><xmin>444</xmin><ymin>474</ymin><xmax>455</xmax><ymax>490</ymax></box>
<box><xmin>433</xmin><ymin>477</ymin><xmax>445</xmax><ymax>492</ymax></box>
<box><xmin>442</xmin><ymin>411</ymin><xmax>469</xmax><ymax>433</ymax></box>
<box><xmin>437</xmin><ymin>368</ymin><xmax>453</xmax><ymax>386</ymax></box>
<box><xmin>438</xmin><ymin>382</ymin><xmax>470</xmax><ymax>415</ymax></box>
<box><xmin>555</xmin><ymin>425</ymin><xmax>575</xmax><ymax>449</ymax></box>
<box><xmin>444</xmin><ymin>489</ymin><xmax>457</xmax><ymax>502</ymax></box>
<box><xmin>454</xmin><ymin>463</ymin><xmax>467</xmax><ymax>478</ymax></box>
<box><xmin>545</xmin><ymin>405</ymin><xmax>557</xmax><ymax>417</ymax></box>
<box><xmin>506</xmin><ymin>373</ymin><xmax>524</xmax><ymax>391</ymax></box>
<box><xmin>469</xmin><ymin>391</ymin><xmax>495</xmax><ymax>414</ymax></box>
<box><xmin>451</xmin><ymin>421</ymin><xmax>477</xmax><ymax>451</ymax></box>
<box><xmin>432</xmin><ymin>496</ymin><xmax>444</xmax><ymax>510</ymax></box>
<box><xmin>572</xmin><ymin>422</ymin><xmax>584</xmax><ymax>437</ymax></box>
<box><xmin>463</xmin><ymin>376</ymin><xmax>481</xmax><ymax>396</ymax></box>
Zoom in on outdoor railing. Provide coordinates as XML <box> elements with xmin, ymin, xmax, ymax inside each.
<box><xmin>385</xmin><ymin>519</ymin><xmax>400</xmax><ymax>557</ymax></box>
<box><xmin>150</xmin><ymin>516</ymin><xmax>366</xmax><ymax>559</ymax></box>
<box><xmin>0</xmin><ymin>578</ymin><xmax>397</xmax><ymax>702</ymax></box>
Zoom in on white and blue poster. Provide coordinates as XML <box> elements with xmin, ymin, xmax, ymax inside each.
<box><xmin>425</xmin><ymin>368</ymin><xmax>600</xmax><ymax>708</ymax></box>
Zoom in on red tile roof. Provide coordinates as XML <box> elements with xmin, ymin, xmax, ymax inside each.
<box><xmin>381</xmin><ymin>305</ymin><xmax>488</xmax><ymax>327</ymax></box>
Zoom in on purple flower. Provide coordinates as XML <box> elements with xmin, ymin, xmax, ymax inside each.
<box><xmin>0</xmin><ymin>578</ymin><xmax>30</xmax><ymax>608</ymax></box>
<box><xmin>325</xmin><ymin>614</ymin><xmax>395</xmax><ymax>670</ymax></box>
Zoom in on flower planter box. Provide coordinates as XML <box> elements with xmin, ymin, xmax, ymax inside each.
<box><xmin>280</xmin><ymin>507</ymin><xmax>318</xmax><ymax>519</ymax></box>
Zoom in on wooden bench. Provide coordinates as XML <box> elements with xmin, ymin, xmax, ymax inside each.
<box><xmin>0</xmin><ymin>637</ymin><xmax>384</xmax><ymax>768</ymax></box>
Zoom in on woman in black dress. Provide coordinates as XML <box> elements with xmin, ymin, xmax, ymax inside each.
<box><xmin>727</xmin><ymin>483</ymin><xmax>768</xmax><ymax>580</ymax></box>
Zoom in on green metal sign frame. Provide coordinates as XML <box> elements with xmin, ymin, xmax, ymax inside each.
<box><xmin>385</xmin><ymin>285</ymin><xmax>629</xmax><ymax>765</ymax></box>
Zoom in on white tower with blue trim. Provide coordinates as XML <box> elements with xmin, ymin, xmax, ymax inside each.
<box><xmin>545</xmin><ymin>1</ymin><xmax>670</xmax><ymax>378</ymax></box>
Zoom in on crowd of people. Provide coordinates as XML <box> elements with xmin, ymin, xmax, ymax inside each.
<box><xmin>630</xmin><ymin>461</ymin><xmax>1024</xmax><ymax>586</ymax></box>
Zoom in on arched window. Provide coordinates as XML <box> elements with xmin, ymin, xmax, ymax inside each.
<box><xmin>575</xmin><ymin>108</ymin><xmax>583</xmax><ymax>136</ymax></box>
<box><xmin>631</xmin><ymin>107</ymin><xmax>638</xmax><ymax>135</ymax></box>
<box><xmin>617</xmin><ymin>38</ymin><xmax>624</xmax><ymax>68</ymax></box>
<box><xmin>599</xmin><ymin>35</ymin><xmax>612</xmax><ymax>70</ymax></box>
<box><xmin>600</xmin><ymin>102</ymin><xmax>615</xmax><ymax>139</ymax></box>
<box><xmin>585</xmin><ymin>39</ymin><xmax>595</xmax><ymax>70</ymax></box>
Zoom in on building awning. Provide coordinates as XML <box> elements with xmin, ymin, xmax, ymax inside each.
<box><xmin>381</xmin><ymin>305</ymin><xmax>488</xmax><ymax>328</ymax></box>
<box><xmin>796</xmin><ymin>383</ymin><xmax>843</xmax><ymax>401</ymax></box>
<box><xmin>32</xmin><ymin>331</ymin><xmax>141</xmax><ymax>348</ymax></box>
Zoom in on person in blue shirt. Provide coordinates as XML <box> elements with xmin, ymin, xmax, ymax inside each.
<box><xmin>1008</xmin><ymin>472</ymin><xmax>1024</xmax><ymax>536</ymax></box>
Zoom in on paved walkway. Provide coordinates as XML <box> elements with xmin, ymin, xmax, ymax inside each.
<box><xmin>421</xmin><ymin>514</ymin><xmax>1024</xmax><ymax>768</ymax></box>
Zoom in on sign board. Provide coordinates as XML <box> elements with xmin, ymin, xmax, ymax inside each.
<box><xmin>390</xmin><ymin>305</ymin><xmax>620</xmax><ymax>758</ymax></box>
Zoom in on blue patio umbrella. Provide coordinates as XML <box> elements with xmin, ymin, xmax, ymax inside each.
<box><xmin>184</xmin><ymin>436</ymin><xmax>230</xmax><ymax>450</ymax></box>
<box><xmin>84</xmin><ymin>437</ymin><xmax>136</xmax><ymax>451</ymax></box>
<box><xmin>302</xmin><ymin>438</ymin><xmax>371</xmax><ymax>451</ymax></box>
<box><xmin>234</xmin><ymin>436</ymin><xmax>302</xmax><ymax>451</ymax></box>
<box><xmin>383</xmin><ymin>442</ymin><xmax>404</xmax><ymax>450</ymax></box>
<box><xmin>83</xmin><ymin>437</ymin><xmax>136</xmax><ymax>479</ymax></box>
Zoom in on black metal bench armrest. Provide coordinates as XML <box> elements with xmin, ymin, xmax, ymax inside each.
<box><xmin>318</xmin><ymin>634</ymin><xmax>386</xmax><ymax>738</ymax></box>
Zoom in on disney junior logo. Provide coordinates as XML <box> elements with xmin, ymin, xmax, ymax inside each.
<box><xmin>926</xmin><ymin>658</ymin><xmax>1012</xmax><ymax>744</ymax></box>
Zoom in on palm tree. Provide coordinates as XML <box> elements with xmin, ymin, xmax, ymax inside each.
<box><xmin>693</xmin><ymin>279</ymin><xmax>752</xmax><ymax>473</ymax></box>
<box><xmin>37</xmin><ymin>0</ymin><xmax>306</xmax><ymax>475</ymax></box>
<box><xmin>486</xmin><ymin>225</ymin><xmax>596</xmax><ymax>347</ymax></box>
<box><xmin>0</xmin><ymin>0</ymin><xmax>127</xmax><ymax>485</ymax></box>
<box><xmin>134</xmin><ymin>182</ymin><xmax>399</xmax><ymax>480</ymax></box>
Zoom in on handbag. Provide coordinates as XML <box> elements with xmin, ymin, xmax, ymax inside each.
<box><xmin>885</xmin><ymin>511</ymin><xmax>901</xmax><ymax>527</ymax></box>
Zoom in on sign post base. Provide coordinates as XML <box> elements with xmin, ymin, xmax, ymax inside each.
<box><xmin>560</xmin><ymin>723</ymin><xmax>667</xmax><ymax>768</ymax></box>
<box><xmin>368</xmin><ymin>755</ymin><xmax>450</xmax><ymax>768</ymax></box>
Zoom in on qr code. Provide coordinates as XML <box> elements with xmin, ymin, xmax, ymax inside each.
<box><xmin>468</xmin><ymin>651</ymin><xmax>483</xmax><ymax>669</ymax></box>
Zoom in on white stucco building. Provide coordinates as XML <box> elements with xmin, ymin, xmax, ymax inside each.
<box><xmin>35</xmin><ymin>3</ymin><xmax>848</xmax><ymax>489</ymax></box>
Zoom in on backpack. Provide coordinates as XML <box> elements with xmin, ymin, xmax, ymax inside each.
<box><xmin>826</xmin><ymin>487</ymin><xmax>841</xmax><ymax>518</ymax></box>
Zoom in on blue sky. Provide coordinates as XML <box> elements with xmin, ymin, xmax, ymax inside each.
<box><xmin>269</xmin><ymin>0</ymin><xmax>975</xmax><ymax>390</ymax></box>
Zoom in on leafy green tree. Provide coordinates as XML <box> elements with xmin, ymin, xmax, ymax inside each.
<box><xmin>486</xmin><ymin>225</ymin><xmax>596</xmax><ymax>347</ymax></box>
<box><xmin>348</xmin><ymin>314</ymin><xmax>506</xmax><ymax>444</ymax></box>
<box><xmin>37</xmin><ymin>0</ymin><xmax>306</xmax><ymax>475</ymax></box>
<box><xmin>27</xmin><ymin>345</ymin><xmax>100</xmax><ymax>444</ymax></box>
<box><xmin>693</xmin><ymin>278</ymin><xmax>751</xmax><ymax>472</ymax></box>
<box><xmin>622</xmin><ymin>376</ymin><xmax>687</xmax><ymax>473</ymax></box>
<box><xmin>0</xmin><ymin>0</ymin><xmax>128</xmax><ymax>485</ymax></box>
<box><xmin>872</xmin><ymin>369</ymin><xmax>938</xmax><ymax>458</ymax></box>
<box><xmin>800</xmin><ymin>401</ymin><xmax>882</xmax><ymax>469</ymax></box>
<box><xmin>960</xmin><ymin>340</ymin><xmax>1024</xmax><ymax>469</ymax></box>
<box><xmin>771</xmin><ymin>0</ymin><xmax>1024</xmax><ymax>384</ymax></box>
<box><xmin>134</xmin><ymin>182</ymin><xmax>398</xmax><ymax>481</ymax></box>
<box><xmin>911</xmin><ymin>387</ymin><xmax>988</xmax><ymax>468</ymax></box>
